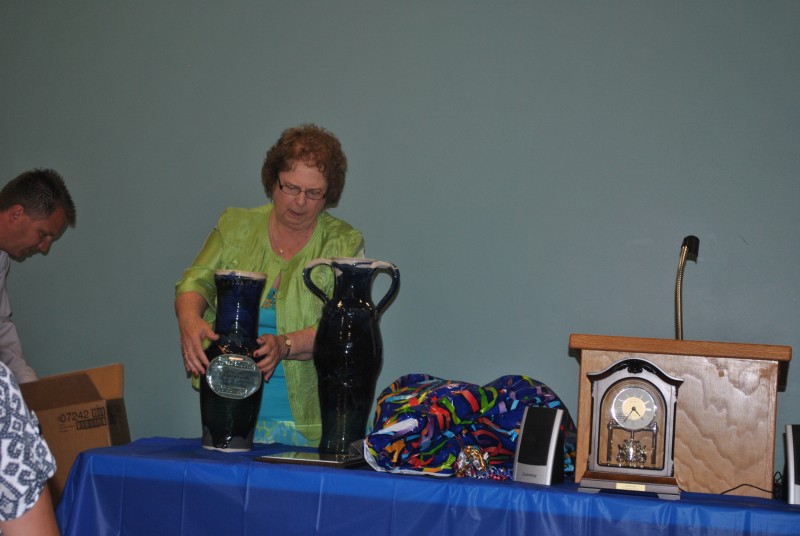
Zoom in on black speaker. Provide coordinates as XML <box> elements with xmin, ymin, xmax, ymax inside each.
<box><xmin>513</xmin><ymin>406</ymin><xmax>564</xmax><ymax>485</ymax></box>
<box><xmin>787</xmin><ymin>425</ymin><xmax>800</xmax><ymax>504</ymax></box>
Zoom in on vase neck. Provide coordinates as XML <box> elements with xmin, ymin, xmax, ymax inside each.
<box><xmin>214</xmin><ymin>274</ymin><xmax>266</xmax><ymax>351</ymax></box>
<box><xmin>332</xmin><ymin>264</ymin><xmax>375</xmax><ymax>305</ymax></box>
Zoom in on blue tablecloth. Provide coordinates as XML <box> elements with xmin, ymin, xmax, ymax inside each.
<box><xmin>56</xmin><ymin>437</ymin><xmax>799</xmax><ymax>536</ymax></box>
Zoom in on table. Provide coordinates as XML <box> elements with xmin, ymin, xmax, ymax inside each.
<box><xmin>56</xmin><ymin>437</ymin><xmax>799</xmax><ymax>536</ymax></box>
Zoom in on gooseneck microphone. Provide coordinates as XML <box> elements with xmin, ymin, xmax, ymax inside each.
<box><xmin>675</xmin><ymin>235</ymin><xmax>699</xmax><ymax>340</ymax></box>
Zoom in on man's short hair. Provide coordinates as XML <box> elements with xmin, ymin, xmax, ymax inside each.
<box><xmin>0</xmin><ymin>169</ymin><xmax>76</xmax><ymax>227</ymax></box>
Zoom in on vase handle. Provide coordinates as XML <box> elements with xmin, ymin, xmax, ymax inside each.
<box><xmin>303</xmin><ymin>258</ymin><xmax>332</xmax><ymax>306</ymax></box>
<box><xmin>370</xmin><ymin>261</ymin><xmax>400</xmax><ymax>315</ymax></box>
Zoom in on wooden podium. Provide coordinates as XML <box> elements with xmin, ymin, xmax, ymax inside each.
<box><xmin>569</xmin><ymin>334</ymin><xmax>791</xmax><ymax>498</ymax></box>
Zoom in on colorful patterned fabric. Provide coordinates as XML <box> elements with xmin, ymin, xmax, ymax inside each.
<box><xmin>364</xmin><ymin>374</ymin><xmax>576</xmax><ymax>479</ymax></box>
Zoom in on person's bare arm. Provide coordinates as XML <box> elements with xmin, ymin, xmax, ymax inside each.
<box><xmin>0</xmin><ymin>486</ymin><xmax>60</xmax><ymax>536</ymax></box>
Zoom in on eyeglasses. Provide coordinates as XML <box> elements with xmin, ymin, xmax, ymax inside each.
<box><xmin>277</xmin><ymin>177</ymin><xmax>326</xmax><ymax>200</ymax></box>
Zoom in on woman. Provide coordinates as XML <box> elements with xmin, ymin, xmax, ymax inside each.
<box><xmin>0</xmin><ymin>362</ymin><xmax>59</xmax><ymax>536</ymax></box>
<box><xmin>175</xmin><ymin>124</ymin><xmax>364</xmax><ymax>446</ymax></box>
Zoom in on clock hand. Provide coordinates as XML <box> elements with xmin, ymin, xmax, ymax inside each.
<box><xmin>621</xmin><ymin>407</ymin><xmax>636</xmax><ymax>424</ymax></box>
<box><xmin>620</xmin><ymin>405</ymin><xmax>644</xmax><ymax>424</ymax></box>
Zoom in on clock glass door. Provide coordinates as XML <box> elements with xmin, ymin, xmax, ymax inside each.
<box><xmin>597</xmin><ymin>379</ymin><xmax>667</xmax><ymax>470</ymax></box>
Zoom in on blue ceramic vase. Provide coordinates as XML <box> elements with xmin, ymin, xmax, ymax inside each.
<box><xmin>200</xmin><ymin>270</ymin><xmax>266</xmax><ymax>451</ymax></box>
<box><xmin>303</xmin><ymin>257</ymin><xmax>400</xmax><ymax>454</ymax></box>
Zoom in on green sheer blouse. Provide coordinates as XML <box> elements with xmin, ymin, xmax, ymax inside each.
<box><xmin>175</xmin><ymin>203</ymin><xmax>365</xmax><ymax>441</ymax></box>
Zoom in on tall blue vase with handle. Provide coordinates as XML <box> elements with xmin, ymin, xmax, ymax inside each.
<box><xmin>303</xmin><ymin>257</ymin><xmax>400</xmax><ymax>454</ymax></box>
<box><xmin>200</xmin><ymin>269</ymin><xmax>266</xmax><ymax>451</ymax></box>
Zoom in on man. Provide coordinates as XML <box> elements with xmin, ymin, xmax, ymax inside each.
<box><xmin>0</xmin><ymin>169</ymin><xmax>76</xmax><ymax>384</ymax></box>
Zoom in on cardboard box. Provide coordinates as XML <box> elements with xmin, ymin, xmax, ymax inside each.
<box><xmin>20</xmin><ymin>363</ymin><xmax>131</xmax><ymax>505</ymax></box>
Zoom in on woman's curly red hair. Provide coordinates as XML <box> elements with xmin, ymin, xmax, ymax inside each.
<box><xmin>261</xmin><ymin>124</ymin><xmax>347</xmax><ymax>208</ymax></box>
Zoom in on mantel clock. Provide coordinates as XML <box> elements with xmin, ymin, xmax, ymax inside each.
<box><xmin>579</xmin><ymin>358</ymin><xmax>683</xmax><ymax>500</ymax></box>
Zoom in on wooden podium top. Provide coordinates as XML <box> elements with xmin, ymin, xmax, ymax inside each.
<box><xmin>569</xmin><ymin>334</ymin><xmax>791</xmax><ymax>362</ymax></box>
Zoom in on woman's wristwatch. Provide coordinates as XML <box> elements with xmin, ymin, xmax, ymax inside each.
<box><xmin>281</xmin><ymin>335</ymin><xmax>292</xmax><ymax>359</ymax></box>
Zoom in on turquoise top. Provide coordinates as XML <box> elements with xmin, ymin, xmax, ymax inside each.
<box><xmin>257</xmin><ymin>288</ymin><xmax>293</xmax><ymax>422</ymax></box>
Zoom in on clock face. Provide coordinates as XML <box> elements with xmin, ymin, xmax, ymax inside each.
<box><xmin>611</xmin><ymin>381</ymin><xmax>658</xmax><ymax>431</ymax></box>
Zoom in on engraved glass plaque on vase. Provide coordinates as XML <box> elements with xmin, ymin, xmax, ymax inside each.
<box><xmin>303</xmin><ymin>258</ymin><xmax>400</xmax><ymax>454</ymax></box>
<box><xmin>200</xmin><ymin>270</ymin><xmax>266</xmax><ymax>451</ymax></box>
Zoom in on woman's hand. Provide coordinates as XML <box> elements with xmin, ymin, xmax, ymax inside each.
<box><xmin>176</xmin><ymin>291</ymin><xmax>219</xmax><ymax>376</ymax></box>
<box><xmin>253</xmin><ymin>334</ymin><xmax>289</xmax><ymax>381</ymax></box>
<box><xmin>254</xmin><ymin>327</ymin><xmax>316</xmax><ymax>381</ymax></box>
<box><xmin>179</xmin><ymin>315</ymin><xmax>218</xmax><ymax>375</ymax></box>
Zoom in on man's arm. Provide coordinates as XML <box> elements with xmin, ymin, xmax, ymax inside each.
<box><xmin>0</xmin><ymin>253</ymin><xmax>36</xmax><ymax>383</ymax></box>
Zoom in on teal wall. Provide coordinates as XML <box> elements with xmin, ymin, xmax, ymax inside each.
<box><xmin>2</xmin><ymin>2</ymin><xmax>798</xmax><ymax>474</ymax></box>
